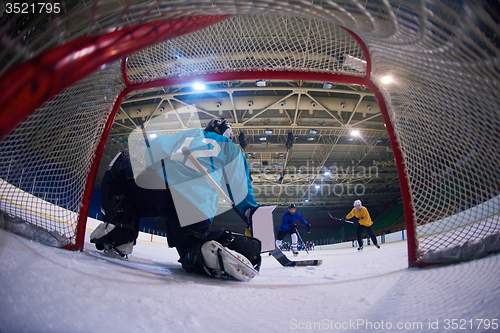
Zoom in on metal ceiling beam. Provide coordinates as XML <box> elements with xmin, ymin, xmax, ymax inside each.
<box><xmin>242</xmin><ymin>91</ymin><xmax>296</xmax><ymax>125</ymax></box>
<box><xmin>108</xmin><ymin>125</ymin><xmax>389</xmax><ymax>138</ymax></box>
<box><xmin>111</xmin><ymin>121</ymin><xmax>136</xmax><ymax>131</ymax></box>
<box><xmin>121</xmin><ymin>85</ymin><xmax>375</xmax><ymax>104</ymax></box>
<box><xmin>293</xmin><ymin>91</ymin><xmax>302</xmax><ymax>125</ymax></box>
<box><xmin>303</xmin><ymin>91</ymin><xmax>344</xmax><ymax>126</ymax></box>
<box><xmin>227</xmin><ymin>91</ymin><xmax>238</xmax><ymax>124</ymax></box>
<box><xmin>166</xmin><ymin>98</ymin><xmax>187</xmax><ymax>129</ymax></box>
<box><xmin>283</xmin><ymin>108</ymin><xmax>293</xmax><ymax>124</ymax></box>
<box><xmin>346</xmin><ymin>95</ymin><xmax>365</xmax><ymax>125</ymax></box>
<box><xmin>245</xmin><ymin>147</ymin><xmax>289</xmax><ymax>153</ymax></box>
<box><xmin>170</xmin><ymin>97</ymin><xmax>214</xmax><ymax>119</ymax></box>
<box><xmin>351</xmin><ymin>113</ymin><xmax>381</xmax><ymax>127</ymax></box>
<box><xmin>119</xmin><ymin>107</ymin><xmax>138</xmax><ymax>127</ymax></box>
<box><xmin>146</xmin><ymin>99</ymin><xmax>165</xmax><ymax>123</ymax></box>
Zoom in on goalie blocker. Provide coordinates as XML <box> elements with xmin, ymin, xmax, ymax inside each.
<box><xmin>91</xmin><ymin>151</ymin><xmax>271</xmax><ymax>281</ymax></box>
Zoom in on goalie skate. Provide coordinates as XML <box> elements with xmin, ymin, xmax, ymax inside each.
<box><xmin>102</xmin><ymin>242</ymin><xmax>134</xmax><ymax>258</ymax></box>
<box><xmin>201</xmin><ymin>240</ymin><xmax>259</xmax><ymax>282</ymax></box>
<box><xmin>90</xmin><ymin>223</ymin><xmax>134</xmax><ymax>257</ymax></box>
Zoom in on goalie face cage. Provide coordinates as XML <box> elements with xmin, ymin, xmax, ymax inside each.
<box><xmin>0</xmin><ymin>1</ymin><xmax>499</xmax><ymax>267</ymax></box>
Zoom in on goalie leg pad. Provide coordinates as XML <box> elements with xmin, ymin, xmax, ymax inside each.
<box><xmin>201</xmin><ymin>241</ymin><xmax>258</xmax><ymax>282</ymax></box>
<box><xmin>100</xmin><ymin>151</ymin><xmax>139</xmax><ymax>229</ymax></box>
<box><xmin>90</xmin><ymin>223</ymin><xmax>115</xmax><ymax>243</ymax></box>
<box><xmin>181</xmin><ymin>241</ymin><xmax>211</xmax><ymax>276</ymax></box>
<box><xmin>225</xmin><ymin>234</ymin><xmax>262</xmax><ymax>271</ymax></box>
<box><xmin>180</xmin><ymin>229</ymin><xmax>261</xmax><ymax>281</ymax></box>
<box><xmin>179</xmin><ymin>228</ymin><xmax>232</xmax><ymax>277</ymax></box>
<box><xmin>114</xmin><ymin>241</ymin><xmax>134</xmax><ymax>256</ymax></box>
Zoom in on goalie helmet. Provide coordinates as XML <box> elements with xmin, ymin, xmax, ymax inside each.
<box><xmin>205</xmin><ymin>117</ymin><xmax>233</xmax><ymax>140</ymax></box>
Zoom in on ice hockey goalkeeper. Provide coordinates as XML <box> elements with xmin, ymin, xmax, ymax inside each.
<box><xmin>91</xmin><ymin>117</ymin><xmax>264</xmax><ymax>281</ymax></box>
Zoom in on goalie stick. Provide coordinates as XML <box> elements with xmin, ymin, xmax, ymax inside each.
<box><xmin>327</xmin><ymin>211</ymin><xmax>353</xmax><ymax>224</ymax></box>
<box><xmin>182</xmin><ymin>146</ymin><xmax>322</xmax><ymax>267</ymax></box>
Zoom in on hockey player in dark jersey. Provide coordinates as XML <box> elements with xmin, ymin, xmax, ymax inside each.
<box><xmin>91</xmin><ymin>118</ymin><xmax>263</xmax><ymax>281</ymax></box>
<box><xmin>275</xmin><ymin>204</ymin><xmax>311</xmax><ymax>256</ymax></box>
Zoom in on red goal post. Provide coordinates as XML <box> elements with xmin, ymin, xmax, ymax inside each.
<box><xmin>0</xmin><ymin>1</ymin><xmax>499</xmax><ymax>267</ymax></box>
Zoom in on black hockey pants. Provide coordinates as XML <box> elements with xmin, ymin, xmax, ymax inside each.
<box><xmin>356</xmin><ymin>225</ymin><xmax>377</xmax><ymax>247</ymax></box>
<box><xmin>101</xmin><ymin>151</ymin><xmax>211</xmax><ymax>259</ymax></box>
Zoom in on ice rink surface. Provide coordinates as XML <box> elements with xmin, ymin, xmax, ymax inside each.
<box><xmin>0</xmin><ymin>228</ymin><xmax>499</xmax><ymax>332</ymax></box>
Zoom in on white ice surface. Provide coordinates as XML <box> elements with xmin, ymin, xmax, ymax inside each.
<box><xmin>0</xmin><ymin>228</ymin><xmax>499</xmax><ymax>333</ymax></box>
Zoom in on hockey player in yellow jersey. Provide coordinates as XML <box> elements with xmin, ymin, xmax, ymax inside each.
<box><xmin>343</xmin><ymin>200</ymin><xmax>380</xmax><ymax>251</ymax></box>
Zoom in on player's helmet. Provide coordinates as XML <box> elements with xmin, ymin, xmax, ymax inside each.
<box><xmin>205</xmin><ymin>117</ymin><xmax>234</xmax><ymax>140</ymax></box>
<box><xmin>354</xmin><ymin>200</ymin><xmax>362</xmax><ymax>207</ymax></box>
<box><xmin>289</xmin><ymin>204</ymin><xmax>296</xmax><ymax>209</ymax></box>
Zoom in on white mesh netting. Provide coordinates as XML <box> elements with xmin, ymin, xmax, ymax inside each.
<box><xmin>0</xmin><ymin>62</ymin><xmax>125</xmax><ymax>243</ymax></box>
<box><xmin>0</xmin><ymin>0</ymin><xmax>499</xmax><ymax>261</ymax></box>
<box><xmin>126</xmin><ymin>15</ymin><xmax>367</xmax><ymax>82</ymax></box>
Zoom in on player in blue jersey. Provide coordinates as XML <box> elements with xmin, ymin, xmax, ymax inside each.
<box><xmin>275</xmin><ymin>204</ymin><xmax>311</xmax><ymax>256</ymax></box>
<box><xmin>91</xmin><ymin>118</ymin><xmax>262</xmax><ymax>281</ymax></box>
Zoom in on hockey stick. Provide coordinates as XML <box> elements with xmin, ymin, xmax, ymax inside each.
<box><xmin>293</xmin><ymin>225</ymin><xmax>309</xmax><ymax>255</ymax></box>
<box><xmin>327</xmin><ymin>211</ymin><xmax>354</xmax><ymax>224</ymax></box>
<box><xmin>182</xmin><ymin>146</ymin><xmax>321</xmax><ymax>266</ymax></box>
<box><xmin>181</xmin><ymin>146</ymin><xmax>250</xmax><ymax>228</ymax></box>
<box><xmin>269</xmin><ymin>247</ymin><xmax>321</xmax><ymax>266</ymax></box>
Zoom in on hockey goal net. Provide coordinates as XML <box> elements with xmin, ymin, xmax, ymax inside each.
<box><xmin>0</xmin><ymin>1</ymin><xmax>499</xmax><ymax>266</ymax></box>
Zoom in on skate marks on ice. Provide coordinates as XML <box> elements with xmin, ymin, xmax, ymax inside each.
<box><xmin>0</xmin><ymin>228</ymin><xmax>408</xmax><ymax>288</ymax></box>
<box><xmin>85</xmin><ymin>239</ymin><xmax>409</xmax><ymax>287</ymax></box>
<box><xmin>83</xmin><ymin>248</ymin><xmax>231</xmax><ymax>285</ymax></box>
<box><xmin>83</xmin><ymin>246</ymin><xmax>390</xmax><ymax>288</ymax></box>
<box><xmin>86</xmin><ymin>250</ymin><xmax>173</xmax><ymax>276</ymax></box>
<box><xmin>85</xmin><ymin>247</ymin><xmax>260</xmax><ymax>286</ymax></box>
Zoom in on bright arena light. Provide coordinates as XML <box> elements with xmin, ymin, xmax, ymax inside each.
<box><xmin>350</xmin><ymin>130</ymin><xmax>360</xmax><ymax>136</ymax></box>
<box><xmin>381</xmin><ymin>76</ymin><xmax>393</xmax><ymax>84</ymax></box>
<box><xmin>193</xmin><ymin>82</ymin><xmax>205</xmax><ymax>90</ymax></box>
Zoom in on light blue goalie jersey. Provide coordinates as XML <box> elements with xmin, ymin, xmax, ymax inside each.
<box><xmin>144</xmin><ymin>128</ymin><xmax>257</xmax><ymax>227</ymax></box>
